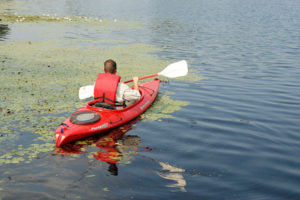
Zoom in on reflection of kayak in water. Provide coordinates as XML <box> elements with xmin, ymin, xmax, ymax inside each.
<box><xmin>55</xmin><ymin>118</ymin><xmax>142</xmax><ymax>175</ymax></box>
<box><xmin>93</xmin><ymin>135</ymin><xmax>141</xmax><ymax>176</ymax></box>
<box><xmin>55</xmin><ymin>79</ymin><xmax>159</xmax><ymax>147</ymax></box>
<box><xmin>98</xmin><ymin>134</ymin><xmax>143</xmax><ymax>175</ymax></box>
<box><xmin>94</xmin><ymin>135</ymin><xmax>141</xmax><ymax>163</ymax></box>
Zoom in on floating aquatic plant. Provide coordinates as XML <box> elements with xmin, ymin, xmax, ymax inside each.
<box><xmin>0</xmin><ymin>13</ymin><xmax>140</xmax><ymax>28</ymax></box>
<box><xmin>141</xmin><ymin>95</ymin><xmax>189</xmax><ymax>121</ymax></box>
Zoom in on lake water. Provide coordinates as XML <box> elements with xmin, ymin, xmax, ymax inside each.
<box><xmin>1</xmin><ymin>0</ymin><xmax>300</xmax><ymax>199</ymax></box>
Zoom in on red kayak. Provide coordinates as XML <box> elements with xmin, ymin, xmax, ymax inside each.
<box><xmin>55</xmin><ymin>78</ymin><xmax>160</xmax><ymax>147</ymax></box>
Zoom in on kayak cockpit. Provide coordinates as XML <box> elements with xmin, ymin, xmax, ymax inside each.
<box><xmin>87</xmin><ymin>88</ymin><xmax>144</xmax><ymax>111</ymax></box>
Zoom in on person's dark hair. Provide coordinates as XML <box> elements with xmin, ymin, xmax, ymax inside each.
<box><xmin>104</xmin><ymin>59</ymin><xmax>117</xmax><ymax>74</ymax></box>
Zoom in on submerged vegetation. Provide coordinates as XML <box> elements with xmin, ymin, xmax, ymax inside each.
<box><xmin>0</xmin><ymin>13</ymin><xmax>197</xmax><ymax>166</ymax></box>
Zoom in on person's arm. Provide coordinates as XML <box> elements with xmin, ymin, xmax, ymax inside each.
<box><xmin>121</xmin><ymin>76</ymin><xmax>141</xmax><ymax>103</ymax></box>
<box><xmin>133</xmin><ymin>76</ymin><xmax>139</xmax><ymax>91</ymax></box>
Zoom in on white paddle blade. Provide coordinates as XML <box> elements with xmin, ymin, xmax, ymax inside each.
<box><xmin>158</xmin><ymin>60</ymin><xmax>188</xmax><ymax>78</ymax></box>
<box><xmin>79</xmin><ymin>85</ymin><xmax>94</xmax><ymax>100</ymax></box>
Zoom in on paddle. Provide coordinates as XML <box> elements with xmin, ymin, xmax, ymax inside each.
<box><xmin>79</xmin><ymin>60</ymin><xmax>188</xmax><ymax>100</ymax></box>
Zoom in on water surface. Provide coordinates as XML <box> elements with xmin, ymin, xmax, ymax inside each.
<box><xmin>1</xmin><ymin>0</ymin><xmax>300</xmax><ymax>199</ymax></box>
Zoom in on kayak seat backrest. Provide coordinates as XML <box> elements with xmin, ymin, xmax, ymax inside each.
<box><xmin>93</xmin><ymin>102</ymin><xmax>115</xmax><ymax>110</ymax></box>
<box><xmin>92</xmin><ymin>102</ymin><xmax>126</xmax><ymax>110</ymax></box>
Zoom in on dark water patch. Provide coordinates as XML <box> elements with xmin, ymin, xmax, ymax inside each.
<box><xmin>3</xmin><ymin>191</ymin><xmax>56</xmax><ymax>200</ymax></box>
<box><xmin>0</xmin><ymin>24</ymin><xmax>10</xmax><ymax>41</ymax></box>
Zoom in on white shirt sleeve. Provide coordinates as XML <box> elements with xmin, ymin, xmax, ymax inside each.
<box><xmin>116</xmin><ymin>83</ymin><xmax>141</xmax><ymax>105</ymax></box>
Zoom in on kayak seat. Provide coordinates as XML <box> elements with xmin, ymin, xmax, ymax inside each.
<box><xmin>93</xmin><ymin>102</ymin><xmax>115</xmax><ymax>110</ymax></box>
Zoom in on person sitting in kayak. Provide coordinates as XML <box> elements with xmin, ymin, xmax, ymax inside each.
<box><xmin>94</xmin><ymin>59</ymin><xmax>141</xmax><ymax>108</ymax></box>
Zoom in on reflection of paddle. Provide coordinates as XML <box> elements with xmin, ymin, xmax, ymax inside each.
<box><xmin>79</xmin><ymin>60</ymin><xmax>188</xmax><ymax>100</ymax></box>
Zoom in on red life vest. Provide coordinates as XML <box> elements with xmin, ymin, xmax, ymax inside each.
<box><xmin>94</xmin><ymin>73</ymin><xmax>121</xmax><ymax>105</ymax></box>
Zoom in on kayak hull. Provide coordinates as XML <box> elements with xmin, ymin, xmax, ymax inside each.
<box><xmin>55</xmin><ymin>78</ymin><xmax>160</xmax><ymax>147</ymax></box>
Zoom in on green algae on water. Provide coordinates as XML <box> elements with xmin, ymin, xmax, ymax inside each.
<box><xmin>0</xmin><ymin>143</ymin><xmax>54</xmax><ymax>166</ymax></box>
<box><xmin>0</xmin><ymin>13</ymin><xmax>140</xmax><ymax>29</ymax></box>
<box><xmin>141</xmin><ymin>95</ymin><xmax>189</xmax><ymax>121</ymax></box>
<box><xmin>177</xmin><ymin>69</ymin><xmax>206</xmax><ymax>82</ymax></box>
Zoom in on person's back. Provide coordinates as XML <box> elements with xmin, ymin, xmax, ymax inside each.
<box><xmin>94</xmin><ymin>59</ymin><xmax>141</xmax><ymax>108</ymax></box>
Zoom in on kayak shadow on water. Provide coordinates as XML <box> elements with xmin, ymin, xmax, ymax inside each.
<box><xmin>54</xmin><ymin>117</ymin><xmax>143</xmax><ymax>176</ymax></box>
